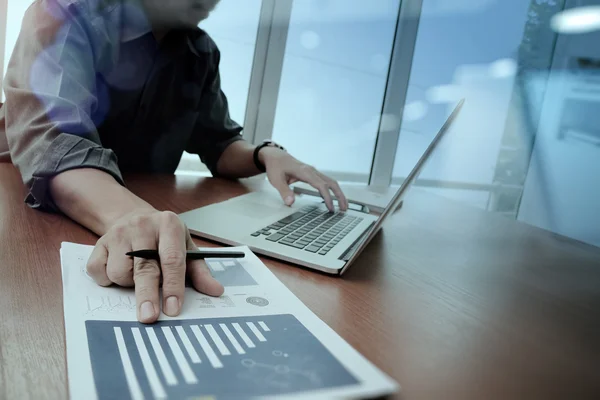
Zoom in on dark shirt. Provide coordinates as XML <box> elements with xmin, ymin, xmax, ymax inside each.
<box><xmin>0</xmin><ymin>0</ymin><xmax>244</xmax><ymax>211</ymax></box>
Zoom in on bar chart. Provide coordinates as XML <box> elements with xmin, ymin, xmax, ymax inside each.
<box><xmin>85</xmin><ymin>314</ymin><xmax>357</xmax><ymax>399</ymax></box>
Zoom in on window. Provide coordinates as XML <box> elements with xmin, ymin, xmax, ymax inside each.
<box><xmin>517</xmin><ymin>0</ymin><xmax>600</xmax><ymax>247</ymax></box>
<box><xmin>199</xmin><ymin>0</ymin><xmax>262</xmax><ymax>126</ymax></box>
<box><xmin>270</xmin><ymin>0</ymin><xmax>401</xmax><ymax>182</ymax></box>
<box><xmin>391</xmin><ymin>0</ymin><xmax>564</xmax><ymax>213</ymax></box>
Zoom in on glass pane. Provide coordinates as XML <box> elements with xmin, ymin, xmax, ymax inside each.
<box><xmin>517</xmin><ymin>0</ymin><xmax>600</xmax><ymax>248</ymax></box>
<box><xmin>272</xmin><ymin>0</ymin><xmax>401</xmax><ymax>182</ymax></box>
<box><xmin>178</xmin><ymin>0</ymin><xmax>262</xmax><ymax>173</ymax></box>
<box><xmin>392</xmin><ymin>0</ymin><xmax>563</xmax><ymax>211</ymax></box>
<box><xmin>199</xmin><ymin>0</ymin><xmax>262</xmax><ymax>125</ymax></box>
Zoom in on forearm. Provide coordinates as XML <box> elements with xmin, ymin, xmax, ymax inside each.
<box><xmin>49</xmin><ymin>168</ymin><xmax>156</xmax><ymax>236</ymax></box>
<box><xmin>215</xmin><ymin>140</ymin><xmax>285</xmax><ymax>179</ymax></box>
<box><xmin>214</xmin><ymin>140</ymin><xmax>261</xmax><ymax>178</ymax></box>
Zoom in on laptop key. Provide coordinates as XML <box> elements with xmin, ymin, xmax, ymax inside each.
<box><xmin>289</xmin><ymin>242</ymin><xmax>306</xmax><ymax>249</ymax></box>
<box><xmin>278</xmin><ymin>212</ymin><xmax>306</xmax><ymax>224</ymax></box>
<box><xmin>318</xmin><ymin>250</ymin><xmax>329</xmax><ymax>255</ymax></box>
<box><xmin>266</xmin><ymin>233</ymin><xmax>285</xmax><ymax>242</ymax></box>
<box><xmin>305</xmin><ymin>245</ymin><xmax>320</xmax><ymax>253</ymax></box>
<box><xmin>251</xmin><ymin>232</ymin><xmax>261</xmax><ymax>237</ymax></box>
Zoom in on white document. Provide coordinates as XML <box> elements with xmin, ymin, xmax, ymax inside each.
<box><xmin>60</xmin><ymin>242</ymin><xmax>399</xmax><ymax>400</ymax></box>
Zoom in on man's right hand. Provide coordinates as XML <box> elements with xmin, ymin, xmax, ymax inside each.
<box><xmin>85</xmin><ymin>209</ymin><xmax>224</xmax><ymax>323</ymax></box>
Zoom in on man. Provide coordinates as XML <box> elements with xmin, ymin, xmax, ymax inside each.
<box><xmin>0</xmin><ymin>0</ymin><xmax>348</xmax><ymax>323</ymax></box>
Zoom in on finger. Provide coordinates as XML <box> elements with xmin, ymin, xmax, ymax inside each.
<box><xmin>318</xmin><ymin>172</ymin><xmax>348</xmax><ymax>211</ymax></box>
<box><xmin>158</xmin><ymin>212</ymin><xmax>187</xmax><ymax>317</ymax></box>
<box><xmin>106</xmin><ymin>233</ymin><xmax>134</xmax><ymax>287</ymax></box>
<box><xmin>133</xmin><ymin>258</ymin><xmax>161</xmax><ymax>323</ymax></box>
<box><xmin>186</xmin><ymin>233</ymin><xmax>224</xmax><ymax>297</ymax></box>
<box><xmin>297</xmin><ymin>167</ymin><xmax>335</xmax><ymax>211</ymax></box>
<box><xmin>86</xmin><ymin>241</ymin><xmax>111</xmax><ymax>286</ymax></box>
<box><xmin>131</xmin><ymin>223</ymin><xmax>161</xmax><ymax>324</ymax></box>
<box><xmin>267</xmin><ymin>170</ymin><xmax>295</xmax><ymax>206</ymax></box>
<box><xmin>320</xmin><ymin>183</ymin><xmax>335</xmax><ymax>212</ymax></box>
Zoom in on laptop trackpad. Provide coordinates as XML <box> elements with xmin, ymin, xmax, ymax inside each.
<box><xmin>228</xmin><ymin>197</ymin><xmax>284</xmax><ymax>220</ymax></box>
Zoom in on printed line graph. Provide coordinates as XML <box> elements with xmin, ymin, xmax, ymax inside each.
<box><xmin>86</xmin><ymin>296</ymin><xmax>136</xmax><ymax>315</ymax></box>
<box><xmin>86</xmin><ymin>314</ymin><xmax>357</xmax><ymax>399</ymax></box>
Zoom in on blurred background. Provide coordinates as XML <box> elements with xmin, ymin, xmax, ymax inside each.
<box><xmin>2</xmin><ymin>0</ymin><xmax>599</xmax><ymax>247</ymax></box>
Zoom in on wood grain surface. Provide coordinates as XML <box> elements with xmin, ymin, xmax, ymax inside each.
<box><xmin>1</xmin><ymin>164</ymin><xmax>599</xmax><ymax>400</ymax></box>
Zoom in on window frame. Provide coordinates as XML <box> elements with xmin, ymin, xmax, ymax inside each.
<box><xmin>244</xmin><ymin>0</ymin><xmax>423</xmax><ymax>187</ymax></box>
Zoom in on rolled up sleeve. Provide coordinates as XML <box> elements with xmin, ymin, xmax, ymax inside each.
<box><xmin>3</xmin><ymin>0</ymin><xmax>123</xmax><ymax>212</ymax></box>
<box><xmin>186</xmin><ymin>49</ymin><xmax>244</xmax><ymax>176</ymax></box>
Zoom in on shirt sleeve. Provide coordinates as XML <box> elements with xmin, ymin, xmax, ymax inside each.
<box><xmin>2</xmin><ymin>1</ymin><xmax>123</xmax><ymax>212</ymax></box>
<box><xmin>186</xmin><ymin>47</ymin><xmax>244</xmax><ymax>176</ymax></box>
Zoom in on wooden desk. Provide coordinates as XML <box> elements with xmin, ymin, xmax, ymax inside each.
<box><xmin>1</xmin><ymin>164</ymin><xmax>599</xmax><ymax>400</ymax></box>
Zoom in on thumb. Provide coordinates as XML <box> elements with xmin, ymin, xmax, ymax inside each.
<box><xmin>186</xmin><ymin>233</ymin><xmax>224</xmax><ymax>296</ymax></box>
<box><xmin>268</xmin><ymin>171</ymin><xmax>295</xmax><ymax>206</ymax></box>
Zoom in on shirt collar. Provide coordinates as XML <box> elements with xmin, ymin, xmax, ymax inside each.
<box><xmin>118</xmin><ymin>0</ymin><xmax>153</xmax><ymax>42</ymax></box>
<box><xmin>107</xmin><ymin>0</ymin><xmax>207</xmax><ymax>58</ymax></box>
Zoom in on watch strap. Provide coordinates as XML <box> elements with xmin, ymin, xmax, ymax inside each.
<box><xmin>253</xmin><ymin>140</ymin><xmax>285</xmax><ymax>172</ymax></box>
<box><xmin>253</xmin><ymin>142</ymin><xmax>270</xmax><ymax>172</ymax></box>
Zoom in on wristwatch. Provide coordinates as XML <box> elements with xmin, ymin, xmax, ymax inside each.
<box><xmin>253</xmin><ymin>140</ymin><xmax>286</xmax><ymax>172</ymax></box>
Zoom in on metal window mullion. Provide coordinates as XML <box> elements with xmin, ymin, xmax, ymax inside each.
<box><xmin>368</xmin><ymin>0</ymin><xmax>423</xmax><ymax>187</ymax></box>
<box><xmin>242</xmin><ymin>0</ymin><xmax>293</xmax><ymax>145</ymax></box>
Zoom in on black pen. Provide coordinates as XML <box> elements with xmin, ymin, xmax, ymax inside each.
<box><xmin>126</xmin><ymin>249</ymin><xmax>246</xmax><ymax>261</ymax></box>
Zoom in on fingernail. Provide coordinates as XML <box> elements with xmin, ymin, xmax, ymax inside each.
<box><xmin>285</xmin><ymin>196</ymin><xmax>294</xmax><ymax>206</ymax></box>
<box><xmin>140</xmin><ymin>301</ymin><xmax>155</xmax><ymax>321</ymax></box>
<box><xmin>165</xmin><ymin>296</ymin><xmax>180</xmax><ymax>316</ymax></box>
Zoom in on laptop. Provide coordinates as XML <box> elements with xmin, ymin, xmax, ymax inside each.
<box><xmin>179</xmin><ymin>99</ymin><xmax>464</xmax><ymax>275</ymax></box>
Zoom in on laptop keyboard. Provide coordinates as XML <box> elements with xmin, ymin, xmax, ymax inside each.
<box><xmin>251</xmin><ymin>205</ymin><xmax>363</xmax><ymax>256</ymax></box>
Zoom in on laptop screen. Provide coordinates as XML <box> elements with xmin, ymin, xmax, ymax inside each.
<box><xmin>341</xmin><ymin>99</ymin><xmax>465</xmax><ymax>270</ymax></box>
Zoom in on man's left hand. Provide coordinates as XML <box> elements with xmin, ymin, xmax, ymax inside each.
<box><xmin>258</xmin><ymin>147</ymin><xmax>349</xmax><ymax>212</ymax></box>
